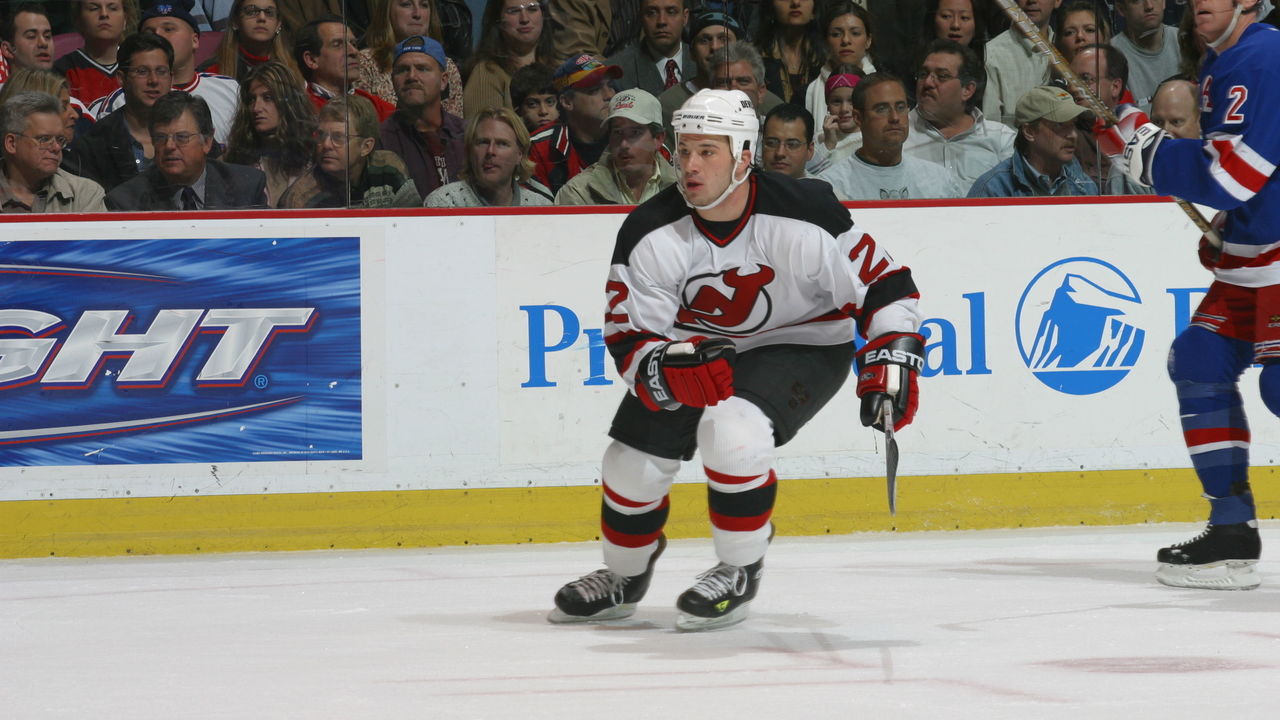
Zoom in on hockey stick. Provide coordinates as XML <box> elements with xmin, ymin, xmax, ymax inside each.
<box><xmin>990</xmin><ymin>0</ymin><xmax>1222</xmax><ymax>247</ymax></box>
<box><xmin>882</xmin><ymin>373</ymin><xmax>900</xmax><ymax>516</ymax></box>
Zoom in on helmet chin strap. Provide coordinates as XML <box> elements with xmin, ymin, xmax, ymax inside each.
<box><xmin>1207</xmin><ymin>2</ymin><xmax>1247</xmax><ymax>49</ymax></box>
<box><xmin>680</xmin><ymin>153</ymin><xmax>752</xmax><ymax>211</ymax></box>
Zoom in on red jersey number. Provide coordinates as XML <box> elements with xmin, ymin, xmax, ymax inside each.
<box><xmin>848</xmin><ymin>233</ymin><xmax>889</xmax><ymax>284</ymax></box>
<box><xmin>605</xmin><ymin>280</ymin><xmax>630</xmax><ymax>324</ymax></box>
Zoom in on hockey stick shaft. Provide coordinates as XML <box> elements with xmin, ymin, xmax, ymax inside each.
<box><xmin>990</xmin><ymin>0</ymin><xmax>1221</xmax><ymax>248</ymax></box>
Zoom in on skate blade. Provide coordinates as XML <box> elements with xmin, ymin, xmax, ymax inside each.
<box><xmin>675</xmin><ymin>604</ymin><xmax>751</xmax><ymax>632</ymax></box>
<box><xmin>547</xmin><ymin>603</ymin><xmax>637</xmax><ymax>624</ymax></box>
<box><xmin>1155</xmin><ymin>560</ymin><xmax>1261</xmax><ymax>591</ymax></box>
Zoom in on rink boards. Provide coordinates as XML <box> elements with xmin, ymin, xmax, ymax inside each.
<box><xmin>0</xmin><ymin>199</ymin><xmax>1276</xmax><ymax>557</ymax></box>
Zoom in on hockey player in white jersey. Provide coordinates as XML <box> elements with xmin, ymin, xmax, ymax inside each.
<box><xmin>1112</xmin><ymin>0</ymin><xmax>1280</xmax><ymax>589</ymax></box>
<box><xmin>548</xmin><ymin>89</ymin><xmax>925</xmax><ymax>631</ymax></box>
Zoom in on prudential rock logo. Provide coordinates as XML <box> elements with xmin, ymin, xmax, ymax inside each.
<box><xmin>1015</xmin><ymin>257</ymin><xmax>1145</xmax><ymax>395</ymax></box>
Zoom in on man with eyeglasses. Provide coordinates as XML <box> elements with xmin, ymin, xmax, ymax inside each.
<box><xmin>88</xmin><ymin>1</ymin><xmax>240</xmax><ymax>145</ymax></box>
<box><xmin>279</xmin><ymin>94</ymin><xmax>421</xmax><ymax>208</ymax></box>
<box><xmin>379</xmin><ymin>36</ymin><xmax>464</xmax><ymax>199</ymax></box>
<box><xmin>0</xmin><ymin>91</ymin><xmax>105</xmax><ymax>212</ymax></box>
<box><xmin>105</xmin><ymin>90</ymin><xmax>267</xmax><ymax>210</ymax></box>
<box><xmin>1070</xmin><ymin>43</ymin><xmax>1151</xmax><ymax>195</ymax></box>
<box><xmin>528</xmin><ymin>53</ymin><xmax>622</xmax><ymax>194</ymax></box>
<box><xmin>554</xmin><ymin>87</ymin><xmax>676</xmax><ymax>204</ymax></box>
<box><xmin>816</xmin><ymin>73</ymin><xmax>961</xmax><ymax>200</ymax></box>
<box><xmin>760</xmin><ymin>103</ymin><xmax>817</xmax><ymax>180</ymax></box>
<box><xmin>902</xmin><ymin>39</ymin><xmax>1016</xmax><ymax>191</ymax></box>
<box><xmin>295</xmin><ymin>15</ymin><xmax>396</xmax><ymax>123</ymax></box>
<box><xmin>72</xmin><ymin>32</ymin><xmax>176</xmax><ymax>193</ymax></box>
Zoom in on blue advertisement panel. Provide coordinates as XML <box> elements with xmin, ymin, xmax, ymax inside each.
<box><xmin>0</xmin><ymin>237</ymin><xmax>361</xmax><ymax>466</ymax></box>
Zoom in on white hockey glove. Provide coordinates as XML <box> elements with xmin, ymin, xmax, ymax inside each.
<box><xmin>1117</xmin><ymin>122</ymin><xmax>1166</xmax><ymax>188</ymax></box>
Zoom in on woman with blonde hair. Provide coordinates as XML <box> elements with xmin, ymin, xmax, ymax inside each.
<box><xmin>358</xmin><ymin>0</ymin><xmax>464</xmax><ymax>117</ymax></box>
<box><xmin>200</xmin><ymin>0</ymin><xmax>302</xmax><ymax>83</ymax></box>
<box><xmin>425</xmin><ymin>106</ymin><xmax>552</xmax><ymax>207</ymax></box>
<box><xmin>54</xmin><ymin>0</ymin><xmax>141</xmax><ymax>105</ymax></box>
<box><xmin>223</xmin><ymin>61</ymin><xmax>317</xmax><ymax>204</ymax></box>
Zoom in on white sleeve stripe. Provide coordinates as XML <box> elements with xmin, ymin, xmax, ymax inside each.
<box><xmin>1207</xmin><ymin>142</ymin><xmax>1256</xmax><ymax>202</ymax></box>
<box><xmin>1222</xmin><ymin>239</ymin><xmax>1280</xmax><ymax>259</ymax></box>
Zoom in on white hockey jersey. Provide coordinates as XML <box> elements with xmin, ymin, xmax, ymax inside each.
<box><xmin>605</xmin><ymin>171</ymin><xmax>922</xmax><ymax>390</ymax></box>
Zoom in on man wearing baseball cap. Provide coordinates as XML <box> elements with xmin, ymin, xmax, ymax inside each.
<box><xmin>528</xmin><ymin>53</ymin><xmax>621</xmax><ymax>194</ymax></box>
<box><xmin>967</xmin><ymin>84</ymin><xmax>1100</xmax><ymax>197</ymax></box>
<box><xmin>555</xmin><ymin>88</ymin><xmax>676</xmax><ymax>205</ymax></box>
<box><xmin>379</xmin><ymin>36</ymin><xmax>465</xmax><ymax>198</ymax></box>
<box><xmin>657</xmin><ymin>9</ymin><xmax>782</xmax><ymax>149</ymax></box>
<box><xmin>88</xmin><ymin>1</ymin><xmax>240</xmax><ymax>145</ymax></box>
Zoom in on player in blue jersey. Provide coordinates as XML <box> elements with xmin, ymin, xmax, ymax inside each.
<box><xmin>1114</xmin><ymin>0</ymin><xmax>1280</xmax><ymax>590</ymax></box>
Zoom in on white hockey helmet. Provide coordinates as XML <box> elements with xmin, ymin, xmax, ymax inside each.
<box><xmin>671</xmin><ymin>89</ymin><xmax>760</xmax><ymax>210</ymax></box>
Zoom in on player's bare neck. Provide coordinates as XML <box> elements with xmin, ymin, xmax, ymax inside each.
<box><xmin>695</xmin><ymin>182</ymin><xmax>750</xmax><ymax>222</ymax></box>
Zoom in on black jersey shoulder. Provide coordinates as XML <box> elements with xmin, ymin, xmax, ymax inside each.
<box><xmin>751</xmin><ymin>171</ymin><xmax>854</xmax><ymax>238</ymax></box>
<box><xmin>611</xmin><ymin>184</ymin><xmax>690</xmax><ymax>266</ymax></box>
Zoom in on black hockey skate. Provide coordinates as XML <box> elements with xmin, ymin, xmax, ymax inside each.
<box><xmin>548</xmin><ymin>535</ymin><xmax>666</xmax><ymax>623</ymax></box>
<box><xmin>1156</xmin><ymin>522</ymin><xmax>1262</xmax><ymax>591</ymax></box>
<box><xmin>674</xmin><ymin>557</ymin><xmax>764</xmax><ymax>632</ymax></box>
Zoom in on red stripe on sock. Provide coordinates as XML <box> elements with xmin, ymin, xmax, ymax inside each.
<box><xmin>709</xmin><ymin>509</ymin><xmax>773</xmax><ymax>532</ymax></box>
<box><xmin>601</xmin><ymin>523</ymin><xmax>663</xmax><ymax>548</ymax></box>
<box><xmin>602</xmin><ymin>482</ymin><xmax>663</xmax><ymax>509</ymax></box>
<box><xmin>705</xmin><ymin>467</ymin><xmax>776</xmax><ymax>486</ymax></box>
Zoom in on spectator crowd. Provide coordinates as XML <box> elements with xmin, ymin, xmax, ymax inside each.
<box><xmin>0</xmin><ymin>0</ymin><xmax>1273</xmax><ymax>212</ymax></box>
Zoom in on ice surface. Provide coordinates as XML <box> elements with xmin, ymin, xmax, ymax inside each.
<box><xmin>3</xmin><ymin>523</ymin><xmax>1279</xmax><ymax>719</ymax></box>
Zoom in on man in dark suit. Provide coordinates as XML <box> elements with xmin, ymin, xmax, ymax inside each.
<box><xmin>106</xmin><ymin>91</ymin><xmax>267</xmax><ymax>211</ymax></box>
<box><xmin>607</xmin><ymin>0</ymin><xmax>694</xmax><ymax>97</ymax></box>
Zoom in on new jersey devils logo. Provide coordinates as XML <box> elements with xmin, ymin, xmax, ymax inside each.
<box><xmin>675</xmin><ymin>265</ymin><xmax>775</xmax><ymax>335</ymax></box>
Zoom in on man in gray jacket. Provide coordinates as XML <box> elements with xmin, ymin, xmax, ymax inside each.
<box><xmin>0</xmin><ymin>91</ymin><xmax>105</xmax><ymax>213</ymax></box>
<box><xmin>555</xmin><ymin>88</ymin><xmax>676</xmax><ymax>205</ymax></box>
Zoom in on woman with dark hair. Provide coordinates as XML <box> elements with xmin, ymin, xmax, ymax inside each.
<box><xmin>199</xmin><ymin>0</ymin><xmax>303</xmax><ymax>83</ymax></box>
<box><xmin>1053</xmin><ymin>0</ymin><xmax>1111</xmax><ymax>63</ymax></box>
<box><xmin>223</xmin><ymin>61</ymin><xmax>317</xmax><ymax>205</ymax></box>
<box><xmin>755</xmin><ymin>0</ymin><xmax>825</xmax><ymax>104</ymax></box>
<box><xmin>804</xmin><ymin>2</ymin><xmax>873</xmax><ymax>141</ymax></box>
<box><xmin>357</xmin><ymin>0</ymin><xmax>464</xmax><ymax>117</ymax></box>
<box><xmin>920</xmin><ymin>0</ymin><xmax>989</xmax><ymax>63</ymax></box>
<box><xmin>54</xmin><ymin>0</ymin><xmax>140</xmax><ymax>106</ymax></box>
<box><xmin>463</xmin><ymin>0</ymin><xmax>556</xmax><ymax>123</ymax></box>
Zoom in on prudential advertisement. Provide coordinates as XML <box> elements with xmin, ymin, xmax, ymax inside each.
<box><xmin>0</xmin><ymin>237</ymin><xmax>361</xmax><ymax>466</ymax></box>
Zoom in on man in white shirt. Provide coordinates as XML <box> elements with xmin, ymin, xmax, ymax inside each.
<box><xmin>1109</xmin><ymin>0</ymin><xmax>1182</xmax><ymax>112</ymax></box>
<box><xmin>760</xmin><ymin>103</ymin><xmax>817</xmax><ymax>179</ymax></box>
<box><xmin>817</xmin><ymin>73</ymin><xmax>961</xmax><ymax>200</ymax></box>
<box><xmin>983</xmin><ymin>0</ymin><xmax>1059</xmax><ymax>126</ymax></box>
<box><xmin>88</xmin><ymin>0</ymin><xmax>239</xmax><ymax>145</ymax></box>
<box><xmin>607</xmin><ymin>0</ymin><xmax>694</xmax><ymax>97</ymax></box>
<box><xmin>903</xmin><ymin>39</ymin><xmax>1016</xmax><ymax>190</ymax></box>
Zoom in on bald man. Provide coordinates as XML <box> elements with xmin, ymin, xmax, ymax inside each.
<box><xmin>1150</xmin><ymin>79</ymin><xmax>1200</xmax><ymax>140</ymax></box>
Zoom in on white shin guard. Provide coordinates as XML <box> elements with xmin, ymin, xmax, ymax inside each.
<box><xmin>698</xmin><ymin>397</ymin><xmax>777</xmax><ymax>567</ymax></box>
